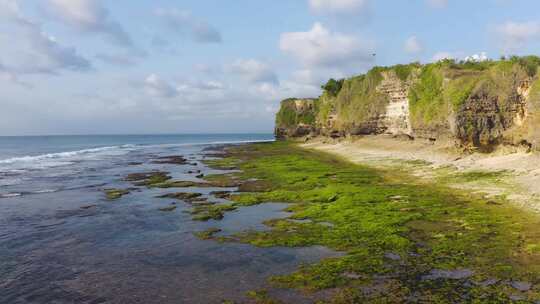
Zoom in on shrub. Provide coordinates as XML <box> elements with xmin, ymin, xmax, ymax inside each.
<box><xmin>322</xmin><ymin>78</ymin><xmax>344</xmax><ymax>97</ymax></box>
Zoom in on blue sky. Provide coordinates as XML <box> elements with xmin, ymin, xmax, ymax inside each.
<box><xmin>0</xmin><ymin>0</ymin><xmax>539</xmax><ymax>135</ymax></box>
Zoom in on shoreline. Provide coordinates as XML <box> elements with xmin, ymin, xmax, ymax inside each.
<box><xmin>203</xmin><ymin>141</ymin><xmax>540</xmax><ymax>302</ymax></box>
<box><xmin>302</xmin><ymin>135</ymin><xmax>540</xmax><ymax>213</ymax></box>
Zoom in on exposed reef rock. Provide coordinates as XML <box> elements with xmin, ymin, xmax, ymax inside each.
<box><xmin>275</xmin><ymin>56</ymin><xmax>540</xmax><ymax>151</ymax></box>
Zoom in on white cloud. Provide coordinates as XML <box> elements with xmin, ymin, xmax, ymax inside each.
<box><xmin>144</xmin><ymin>74</ymin><xmax>178</xmax><ymax>98</ymax></box>
<box><xmin>495</xmin><ymin>21</ymin><xmax>540</xmax><ymax>52</ymax></box>
<box><xmin>464</xmin><ymin>52</ymin><xmax>489</xmax><ymax>62</ymax></box>
<box><xmin>291</xmin><ymin>69</ymin><xmax>326</xmax><ymax>86</ymax></box>
<box><xmin>404</xmin><ymin>36</ymin><xmax>423</xmax><ymax>54</ymax></box>
<box><xmin>155</xmin><ymin>8</ymin><xmax>222</xmax><ymax>43</ymax></box>
<box><xmin>432</xmin><ymin>51</ymin><xmax>454</xmax><ymax>61</ymax></box>
<box><xmin>280</xmin><ymin>22</ymin><xmax>375</xmax><ymax>70</ymax></box>
<box><xmin>308</xmin><ymin>0</ymin><xmax>368</xmax><ymax>15</ymax></box>
<box><xmin>427</xmin><ymin>0</ymin><xmax>448</xmax><ymax>8</ymax></box>
<box><xmin>227</xmin><ymin>59</ymin><xmax>278</xmax><ymax>85</ymax></box>
<box><xmin>47</xmin><ymin>0</ymin><xmax>134</xmax><ymax>48</ymax></box>
<box><xmin>95</xmin><ymin>53</ymin><xmax>137</xmax><ymax>66</ymax></box>
<box><xmin>143</xmin><ymin>74</ymin><xmax>227</xmax><ymax>99</ymax></box>
<box><xmin>193</xmin><ymin>81</ymin><xmax>225</xmax><ymax>91</ymax></box>
<box><xmin>0</xmin><ymin>0</ymin><xmax>91</xmax><ymax>79</ymax></box>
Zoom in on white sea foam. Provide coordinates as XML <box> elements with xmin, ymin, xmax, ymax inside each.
<box><xmin>148</xmin><ymin>139</ymin><xmax>275</xmax><ymax>149</ymax></box>
<box><xmin>0</xmin><ymin>192</ymin><xmax>22</xmax><ymax>198</ymax></box>
<box><xmin>32</xmin><ymin>189</ymin><xmax>59</xmax><ymax>194</ymax></box>
<box><xmin>0</xmin><ymin>145</ymin><xmax>137</xmax><ymax>171</ymax></box>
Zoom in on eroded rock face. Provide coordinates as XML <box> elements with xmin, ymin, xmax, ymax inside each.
<box><xmin>456</xmin><ymin>80</ymin><xmax>530</xmax><ymax>150</ymax></box>
<box><xmin>275</xmin><ymin>98</ymin><xmax>318</xmax><ymax>139</ymax></box>
<box><xmin>377</xmin><ymin>72</ymin><xmax>413</xmax><ymax>136</ymax></box>
<box><xmin>274</xmin><ymin>61</ymin><xmax>540</xmax><ymax>151</ymax></box>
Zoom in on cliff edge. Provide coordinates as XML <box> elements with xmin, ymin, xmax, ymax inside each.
<box><xmin>275</xmin><ymin>56</ymin><xmax>540</xmax><ymax>152</ymax></box>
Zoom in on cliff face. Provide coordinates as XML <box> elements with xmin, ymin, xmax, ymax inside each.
<box><xmin>274</xmin><ymin>98</ymin><xmax>318</xmax><ymax>139</ymax></box>
<box><xmin>275</xmin><ymin>57</ymin><xmax>540</xmax><ymax>151</ymax></box>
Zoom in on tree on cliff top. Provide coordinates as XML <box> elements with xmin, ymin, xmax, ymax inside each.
<box><xmin>322</xmin><ymin>78</ymin><xmax>344</xmax><ymax>97</ymax></box>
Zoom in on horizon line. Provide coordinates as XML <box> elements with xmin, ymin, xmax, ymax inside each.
<box><xmin>0</xmin><ymin>132</ymin><xmax>274</xmax><ymax>138</ymax></box>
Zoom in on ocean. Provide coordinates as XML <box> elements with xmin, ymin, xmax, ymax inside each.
<box><xmin>0</xmin><ymin>134</ymin><xmax>336</xmax><ymax>303</ymax></box>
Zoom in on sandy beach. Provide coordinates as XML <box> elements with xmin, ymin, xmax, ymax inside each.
<box><xmin>303</xmin><ymin>135</ymin><xmax>540</xmax><ymax>212</ymax></box>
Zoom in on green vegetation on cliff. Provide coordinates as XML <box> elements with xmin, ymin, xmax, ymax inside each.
<box><xmin>275</xmin><ymin>98</ymin><xmax>317</xmax><ymax>129</ymax></box>
<box><xmin>276</xmin><ymin>56</ymin><xmax>540</xmax><ymax>149</ymax></box>
<box><xmin>333</xmin><ymin>68</ymin><xmax>388</xmax><ymax>132</ymax></box>
<box><xmin>204</xmin><ymin>142</ymin><xmax>540</xmax><ymax>303</ymax></box>
<box><xmin>321</xmin><ymin>78</ymin><xmax>344</xmax><ymax>97</ymax></box>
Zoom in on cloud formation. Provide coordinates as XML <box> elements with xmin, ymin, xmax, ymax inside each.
<box><xmin>426</xmin><ymin>0</ymin><xmax>448</xmax><ymax>8</ymax></box>
<box><xmin>143</xmin><ymin>74</ymin><xmax>179</xmax><ymax>98</ymax></box>
<box><xmin>280</xmin><ymin>22</ymin><xmax>375</xmax><ymax>70</ymax></box>
<box><xmin>155</xmin><ymin>8</ymin><xmax>222</xmax><ymax>43</ymax></box>
<box><xmin>0</xmin><ymin>0</ymin><xmax>91</xmax><ymax>79</ymax></box>
<box><xmin>308</xmin><ymin>0</ymin><xmax>368</xmax><ymax>15</ymax></box>
<box><xmin>47</xmin><ymin>0</ymin><xmax>134</xmax><ymax>48</ymax></box>
<box><xmin>404</xmin><ymin>36</ymin><xmax>423</xmax><ymax>54</ymax></box>
<box><xmin>432</xmin><ymin>51</ymin><xmax>455</xmax><ymax>62</ymax></box>
<box><xmin>495</xmin><ymin>21</ymin><xmax>540</xmax><ymax>52</ymax></box>
<box><xmin>227</xmin><ymin>59</ymin><xmax>279</xmax><ymax>85</ymax></box>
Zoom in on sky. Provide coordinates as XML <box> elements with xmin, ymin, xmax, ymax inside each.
<box><xmin>0</xmin><ymin>0</ymin><xmax>539</xmax><ymax>135</ymax></box>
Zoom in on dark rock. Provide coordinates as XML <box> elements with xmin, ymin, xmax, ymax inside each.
<box><xmin>159</xmin><ymin>205</ymin><xmax>177</xmax><ymax>212</ymax></box>
<box><xmin>210</xmin><ymin>191</ymin><xmax>232</xmax><ymax>199</ymax></box>
<box><xmin>511</xmin><ymin>281</ymin><xmax>532</xmax><ymax>292</ymax></box>
<box><xmin>125</xmin><ymin>171</ymin><xmax>170</xmax><ymax>182</ymax></box>
<box><xmin>151</xmin><ymin>155</ymin><xmax>188</xmax><ymax>165</ymax></box>
<box><xmin>80</xmin><ymin>205</ymin><xmax>97</xmax><ymax>210</ymax></box>
<box><xmin>384</xmin><ymin>252</ymin><xmax>401</xmax><ymax>261</ymax></box>
<box><xmin>422</xmin><ymin>269</ymin><xmax>474</xmax><ymax>280</ymax></box>
<box><xmin>476</xmin><ymin>278</ymin><xmax>499</xmax><ymax>287</ymax></box>
<box><xmin>157</xmin><ymin>192</ymin><xmax>203</xmax><ymax>201</ymax></box>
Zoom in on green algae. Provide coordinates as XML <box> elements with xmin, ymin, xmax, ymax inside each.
<box><xmin>190</xmin><ymin>203</ymin><xmax>237</xmax><ymax>221</ymax></box>
<box><xmin>202</xmin><ymin>141</ymin><xmax>540</xmax><ymax>303</ymax></box>
<box><xmin>125</xmin><ymin>171</ymin><xmax>172</xmax><ymax>187</ymax></box>
<box><xmin>157</xmin><ymin>192</ymin><xmax>203</xmax><ymax>201</ymax></box>
<box><xmin>194</xmin><ymin>228</ymin><xmax>222</xmax><ymax>240</ymax></box>
<box><xmin>203</xmin><ymin>157</ymin><xmax>242</xmax><ymax>170</ymax></box>
<box><xmin>104</xmin><ymin>188</ymin><xmax>130</xmax><ymax>200</ymax></box>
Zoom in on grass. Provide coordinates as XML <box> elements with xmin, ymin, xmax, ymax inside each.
<box><xmin>277</xmin><ymin>56</ymin><xmax>540</xmax><ymax>151</ymax></box>
<box><xmin>275</xmin><ymin>99</ymin><xmax>317</xmax><ymax>129</ymax></box>
<box><xmin>203</xmin><ymin>141</ymin><xmax>540</xmax><ymax>303</ymax></box>
<box><xmin>334</xmin><ymin>68</ymin><xmax>388</xmax><ymax>132</ymax></box>
<box><xmin>409</xmin><ymin>64</ymin><xmax>445</xmax><ymax>126</ymax></box>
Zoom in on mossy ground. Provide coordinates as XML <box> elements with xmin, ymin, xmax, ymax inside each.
<box><xmin>203</xmin><ymin>141</ymin><xmax>540</xmax><ymax>303</ymax></box>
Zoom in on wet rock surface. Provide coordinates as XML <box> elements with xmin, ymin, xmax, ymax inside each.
<box><xmin>151</xmin><ymin>155</ymin><xmax>188</xmax><ymax>165</ymax></box>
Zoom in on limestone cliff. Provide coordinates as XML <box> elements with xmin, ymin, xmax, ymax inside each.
<box><xmin>275</xmin><ymin>56</ymin><xmax>540</xmax><ymax>151</ymax></box>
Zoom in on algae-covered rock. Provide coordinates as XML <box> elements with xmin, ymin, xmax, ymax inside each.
<box><xmin>104</xmin><ymin>188</ymin><xmax>130</xmax><ymax>200</ymax></box>
<box><xmin>159</xmin><ymin>205</ymin><xmax>177</xmax><ymax>212</ymax></box>
<box><xmin>157</xmin><ymin>192</ymin><xmax>203</xmax><ymax>201</ymax></box>
<box><xmin>151</xmin><ymin>155</ymin><xmax>188</xmax><ymax>165</ymax></box>
<box><xmin>125</xmin><ymin>171</ymin><xmax>171</xmax><ymax>186</ymax></box>
<box><xmin>194</xmin><ymin>228</ymin><xmax>222</xmax><ymax>240</ymax></box>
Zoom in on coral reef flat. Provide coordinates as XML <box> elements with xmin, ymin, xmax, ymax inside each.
<box><xmin>203</xmin><ymin>141</ymin><xmax>540</xmax><ymax>303</ymax></box>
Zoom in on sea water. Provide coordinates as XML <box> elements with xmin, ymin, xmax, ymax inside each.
<box><xmin>0</xmin><ymin>134</ymin><xmax>338</xmax><ymax>303</ymax></box>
